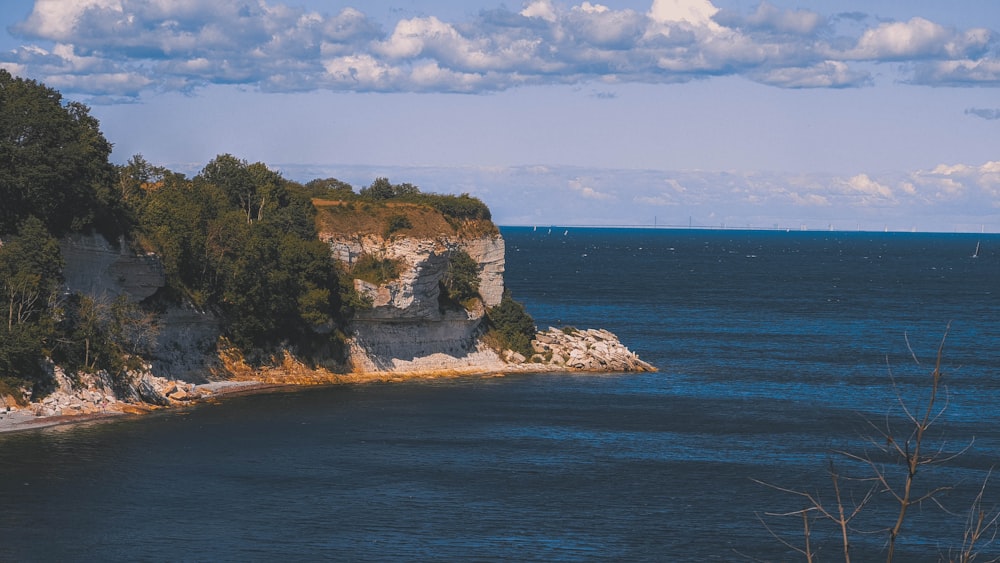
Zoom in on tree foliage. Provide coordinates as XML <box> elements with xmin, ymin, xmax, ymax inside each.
<box><xmin>0</xmin><ymin>216</ymin><xmax>63</xmax><ymax>389</ymax></box>
<box><xmin>441</xmin><ymin>249</ymin><xmax>480</xmax><ymax>305</ymax></box>
<box><xmin>0</xmin><ymin>69</ymin><xmax>124</xmax><ymax>237</ymax></box>
<box><xmin>486</xmin><ymin>290</ymin><xmax>536</xmax><ymax>358</ymax></box>
<box><xmin>136</xmin><ymin>157</ymin><xmax>341</xmax><ymax>359</ymax></box>
<box><xmin>303</xmin><ymin>177</ymin><xmax>355</xmax><ymax>199</ymax></box>
<box><xmin>0</xmin><ymin>73</ymin><xmax>519</xmax><ymax>394</ymax></box>
<box><xmin>354</xmin><ymin>177</ymin><xmax>491</xmax><ymax>221</ymax></box>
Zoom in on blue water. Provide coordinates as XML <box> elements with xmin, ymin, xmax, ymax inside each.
<box><xmin>1</xmin><ymin>228</ymin><xmax>999</xmax><ymax>561</ymax></box>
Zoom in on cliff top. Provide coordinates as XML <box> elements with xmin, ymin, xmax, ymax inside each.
<box><xmin>314</xmin><ymin>199</ymin><xmax>498</xmax><ymax>240</ymax></box>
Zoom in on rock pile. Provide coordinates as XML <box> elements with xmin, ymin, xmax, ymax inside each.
<box><xmin>529</xmin><ymin>327</ymin><xmax>656</xmax><ymax>372</ymax></box>
<box><xmin>17</xmin><ymin>369</ymin><xmax>205</xmax><ymax>418</ymax></box>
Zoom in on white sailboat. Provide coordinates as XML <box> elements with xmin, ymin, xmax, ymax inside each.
<box><xmin>973</xmin><ymin>241</ymin><xmax>981</xmax><ymax>258</ymax></box>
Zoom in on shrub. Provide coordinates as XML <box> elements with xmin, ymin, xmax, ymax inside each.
<box><xmin>485</xmin><ymin>290</ymin><xmax>536</xmax><ymax>358</ymax></box>
<box><xmin>351</xmin><ymin>253</ymin><xmax>403</xmax><ymax>285</ymax></box>
<box><xmin>441</xmin><ymin>250</ymin><xmax>480</xmax><ymax>305</ymax></box>
<box><xmin>384</xmin><ymin>214</ymin><xmax>413</xmax><ymax>238</ymax></box>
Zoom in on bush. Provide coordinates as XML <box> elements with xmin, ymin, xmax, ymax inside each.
<box><xmin>384</xmin><ymin>214</ymin><xmax>413</xmax><ymax>238</ymax></box>
<box><xmin>441</xmin><ymin>250</ymin><xmax>480</xmax><ymax>305</ymax></box>
<box><xmin>485</xmin><ymin>290</ymin><xmax>536</xmax><ymax>358</ymax></box>
<box><xmin>351</xmin><ymin>253</ymin><xmax>403</xmax><ymax>285</ymax></box>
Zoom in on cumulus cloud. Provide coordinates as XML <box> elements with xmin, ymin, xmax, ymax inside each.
<box><xmin>568</xmin><ymin>178</ymin><xmax>615</xmax><ymax>201</ymax></box>
<box><xmin>909</xmin><ymin>160</ymin><xmax>1000</xmax><ymax>201</ymax></box>
<box><xmin>752</xmin><ymin>60</ymin><xmax>870</xmax><ymax>88</ymax></box>
<box><xmin>845</xmin><ymin>17</ymin><xmax>990</xmax><ymax>60</ymax></box>
<box><xmin>842</xmin><ymin>173</ymin><xmax>894</xmax><ymax>203</ymax></box>
<box><xmin>965</xmin><ymin>107</ymin><xmax>1000</xmax><ymax>120</ymax></box>
<box><xmin>714</xmin><ymin>2</ymin><xmax>823</xmax><ymax>36</ymax></box>
<box><xmin>1</xmin><ymin>0</ymin><xmax>998</xmax><ymax>98</ymax></box>
<box><xmin>912</xmin><ymin>58</ymin><xmax>1000</xmax><ymax>86</ymax></box>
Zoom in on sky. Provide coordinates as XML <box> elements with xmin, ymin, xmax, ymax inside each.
<box><xmin>2</xmin><ymin>1</ymin><xmax>1000</xmax><ymax>231</ymax></box>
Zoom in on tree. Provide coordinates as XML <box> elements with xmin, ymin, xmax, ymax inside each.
<box><xmin>303</xmin><ymin>177</ymin><xmax>355</xmax><ymax>199</ymax></box>
<box><xmin>441</xmin><ymin>249</ymin><xmax>480</xmax><ymax>304</ymax></box>
<box><xmin>199</xmin><ymin>154</ymin><xmax>285</xmax><ymax>224</ymax></box>
<box><xmin>0</xmin><ymin>216</ymin><xmax>62</xmax><ymax>330</ymax></box>
<box><xmin>359</xmin><ymin>177</ymin><xmax>420</xmax><ymax>201</ymax></box>
<box><xmin>755</xmin><ymin>329</ymin><xmax>1000</xmax><ymax>562</ymax></box>
<box><xmin>486</xmin><ymin>290</ymin><xmax>536</xmax><ymax>358</ymax></box>
<box><xmin>0</xmin><ymin>216</ymin><xmax>62</xmax><ymax>389</ymax></box>
<box><xmin>117</xmin><ymin>153</ymin><xmax>166</xmax><ymax>203</ymax></box>
<box><xmin>0</xmin><ymin>69</ymin><xmax>121</xmax><ymax>236</ymax></box>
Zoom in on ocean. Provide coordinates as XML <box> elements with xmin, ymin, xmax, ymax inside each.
<box><xmin>1</xmin><ymin>227</ymin><xmax>999</xmax><ymax>561</ymax></box>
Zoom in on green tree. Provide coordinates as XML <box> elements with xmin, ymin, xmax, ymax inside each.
<box><xmin>200</xmin><ymin>154</ymin><xmax>285</xmax><ymax>224</ymax></box>
<box><xmin>359</xmin><ymin>177</ymin><xmax>420</xmax><ymax>201</ymax></box>
<box><xmin>0</xmin><ymin>216</ymin><xmax>62</xmax><ymax>330</ymax></box>
<box><xmin>0</xmin><ymin>216</ymin><xmax>63</xmax><ymax>389</ymax></box>
<box><xmin>116</xmin><ymin>153</ymin><xmax>166</xmax><ymax>204</ymax></box>
<box><xmin>303</xmin><ymin>177</ymin><xmax>355</xmax><ymax>199</ymax></box>
<box><xmin>486</xmin><ymin>290</ymin><xmax>536</xmax><ymax>358</ymax></box>
<box><xmin>0</xmin><ymin>69</ymin><xmax>122</xmax><ymax>236</ymax></box>
<box><xmin>442</xmin><ymin>250</ymin><xmax>480</xmax><ymax>304</ymax></box>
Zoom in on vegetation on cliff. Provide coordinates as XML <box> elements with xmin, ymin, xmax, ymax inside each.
<box><xmin>0</xmin><ymin>70</ymin><xmax>126</xmax><ymax>239</ymax></box>
<box><xmin>311</xmin><ymin>176</ymin><xmax>497</xmax><ymax>239</ymax></box>
<box><xmin>133</xmin><ymin>153</ymin><xmax>342</xmax><ymax>359</ymax></box>
<box><xmin>0</xmin><ymin>71</ymin><xmax>536</xmax><ymax>401</ymax></box>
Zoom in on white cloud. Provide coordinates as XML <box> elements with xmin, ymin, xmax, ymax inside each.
<box><xmin>787</xmin><ymin>191</ymin><xmax>830</xmax><ymax>206</ymax></box>
<box><xmin>323</xmin><ymin>54</ymin><xmax>400</xmax><ymax>89</ymax></box>
<box><xmin>843</xmin><ymin>173</ymin><xmax>894</xmax><ymax>200</ymax></box>
<box><xmin>520</xmin><ymin>0</ymin><xmax>557</xmax><ymax>23</ymax></box>
<box><xmin>647</xmin><ymin>0</ymin><xmax>719</xmax><ymax>28</ymax></box>
<box><xmin>846</xmin><ymin>17</ymin><xmax>990</xmax><ymax>60</ymax></box>
<box><xmin>752</xmin><ymin>60</ymin><xmax>869</xmax><ymax>88</ymax></box>
<box><xmin>17</xmin><ymin>0</ymin><xmax>123</xmax><ymax>41</ymax></box>
<box><xmin>715</xmin><ymin>2</ymin><xmax>823</xmax><ymax>35</ymax></box>
<box><xmin>1</xmin><ymin>0</ymin><xmax>997</xmax><ymax>98</ymax></box>
<box><xmin>913</xmin><ymin>58</ymin><xmax>1000</xmax><ymax>86</ymax></box>
<box><xmin>911</xmin><ymin>160</ymin><xmax>1000</xmax><ymax>200</ymax></box>
<box><xmin>568</xmin><ymin>178</ymin><xmax>615</xmax><ymax>200</ymax></box>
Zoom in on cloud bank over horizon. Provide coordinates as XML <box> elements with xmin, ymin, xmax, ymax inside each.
<box><xmin>255</xmin><ymin>160</ymin><xmax>1000</xmax><ymax>233</ymax></box>
<box><xmin>2</xmin><ymin>0</ymin><xmax>998</xmax><ymax>100</ymax></box>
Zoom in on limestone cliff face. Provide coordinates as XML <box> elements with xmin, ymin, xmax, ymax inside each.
<box><xmin>60</xmin><ymin>233</ymin><xmax>221</xmax><ymax>382</ymax></box>
<box><xmin>60</xmin><ymin>234</ymin><xmax>165</xmax><ymax>301</ymax></box>
<box><xmin>323</xmin><ymin>232</ymin><xmax>507</xmax><ymax>372</ymax></box>
<box><xmin>57</xmin><ymin>228</ymin><xmax>652</xmax><ymax>386</ymax></box>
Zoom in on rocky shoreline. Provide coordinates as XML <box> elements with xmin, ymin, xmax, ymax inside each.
<box><xmin>0</xmin><ymin>326</ymin><xmax>654</xmax><ymax>435</ymax></box>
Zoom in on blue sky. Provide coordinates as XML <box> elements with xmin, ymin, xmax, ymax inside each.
<box><xmin>3</xmin><ymin>0</ymin><xmax>1000</xmax><ymax>231</ymax></box>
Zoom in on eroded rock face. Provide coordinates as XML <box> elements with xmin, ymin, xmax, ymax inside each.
<box><xmin>325</xmin><ymin>232</ymin><xmax>506</xmax><ymax>372</ymax></box>
<box><xmin>328</xmin><ymin>233</ymin><xmax>505</xmax><ymax>319</ymax></box>
<box><xmin>59</xmin><ymin>233</ymin><xmax>220</xmax><ymax>383</ymax></box>
<box><xmin>60</xmin><ymin>234</ymin><xmax>165</xmax><ymax>300</ymax></box>
<box><xmin>148</xmin><ymin>303</ymin><xmax>221</xmax><ymax>382</ymax></box>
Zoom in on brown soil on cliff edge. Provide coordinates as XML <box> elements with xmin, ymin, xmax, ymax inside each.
<box><xmin>313</xmin><ymin>199</ymin><xmax>497</xmax><ymax>239</ymax></box>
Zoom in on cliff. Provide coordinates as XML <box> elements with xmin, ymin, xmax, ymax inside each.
<box><xmin>2</xmin><ymin>203</ymin><xmax>653</xmax><ymax>425</ymax></box>
<box><xmin>315</xmin><ymin>202</ymin><xmax>653</xmax><ymax>375</ymax></box>
<box><xmin>321</xmin><ymin>228</ymin><xmax>509</xmax><ymax>374</ymax></box>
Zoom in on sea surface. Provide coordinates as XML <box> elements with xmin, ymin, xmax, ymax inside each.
<box><xmin>2</xmin><ymin>227</ymin><xmax>1000</xmax><ymax>561</ymax></box>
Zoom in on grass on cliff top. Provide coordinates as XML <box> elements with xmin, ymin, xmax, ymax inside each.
<box><xmin>313</xmin><ymin>199</ymin><xmax>497</xmax><ymax>239</ymax></box>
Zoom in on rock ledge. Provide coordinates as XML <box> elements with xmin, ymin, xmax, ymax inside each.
<box><xmin>528</xmin><ymin>327</ymin><xmax>656</xmax><ymax>372</ymax></box>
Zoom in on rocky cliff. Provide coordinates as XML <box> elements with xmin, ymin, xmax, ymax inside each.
<box><xmin>60</xmin><ymin>233</ymin><xmax>221</xmax><ymax>382</ymax></box>
<box><xmin>322</xmin><ymin>228</ymin><xmax>654</xmax><ymax>375</ymax></box>
<box><xmin>322</xmin><ymin>230</ymin><xmax>510</xmax><ymax>373</ymax></box>
<box><xmin>55</xmin><ymin>215</ymin><xmax>653</xmax><ymax>386</ymax></box>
